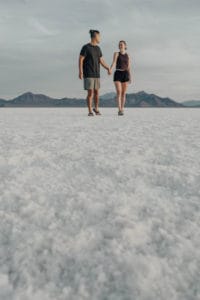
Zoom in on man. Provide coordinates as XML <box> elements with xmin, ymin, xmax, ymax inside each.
<box><xmin>79</xmin><ymin>29</ymin><xmax>111</xmax><ymax>116</ymax></box>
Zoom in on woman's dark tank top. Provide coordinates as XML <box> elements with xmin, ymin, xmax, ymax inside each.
<box><xmin>116</xmin><ymin>52</ymin><xmax>129</xmax><ymax>70</ymax></box>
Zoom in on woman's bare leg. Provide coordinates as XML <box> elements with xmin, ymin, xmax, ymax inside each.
<box><xmin>114</xmin><ymin>81</ymin><xmax>122</xmax><ymax>111</ymax></box>
<box><xmin>121</xmin><ymin>82</ymin><xmax>128</xmax><ymax>111</ymax></box>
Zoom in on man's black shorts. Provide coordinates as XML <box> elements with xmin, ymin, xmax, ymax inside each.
<box><xmin>114</xmin><ymin>70</ymin><xmax>130</xmax><ymax>82</ymax></box>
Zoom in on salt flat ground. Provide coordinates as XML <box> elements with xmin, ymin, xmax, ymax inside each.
<box><xmin>0</xmin><ymin>108</ymin><xmax>200</xmax><ymax>300</ymax></box>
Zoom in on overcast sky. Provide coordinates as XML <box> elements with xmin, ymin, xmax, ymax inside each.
<box><xmin>0</xmin><ymin>0</ymin><xmax>200</xmax><ymax>101</ymax></box>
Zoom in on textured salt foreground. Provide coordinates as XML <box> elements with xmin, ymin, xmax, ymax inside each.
<box><xmin>0</xmin><ymin>108</ymin><xmax>200</xmax><ymax>300</ymax></box>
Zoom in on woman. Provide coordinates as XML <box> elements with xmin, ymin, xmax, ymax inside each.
<box><xmin>110</xmin><ymin>41</ymin><xmax>132</xmax><ymax>115</ymax></box>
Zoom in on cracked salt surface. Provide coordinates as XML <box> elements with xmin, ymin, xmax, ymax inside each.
<box><xmin>0</xmin><ymin>108</ymin><xmax>200</xmax><ymax>300</ymax></box>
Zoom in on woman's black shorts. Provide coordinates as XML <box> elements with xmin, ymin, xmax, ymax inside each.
<box><xmin>114</xmin><ymin>70</ymin><xmax>130</xmax><ymax>82</ymax></box>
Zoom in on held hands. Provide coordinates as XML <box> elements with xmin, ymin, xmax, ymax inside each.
<box><xmin>108</xmin><ymin>68</ymin><xmax>112</xmax><ymax>75</ymax></box>
<box><xmin>79</xmin><ymin>68</ymin><xmax>112</xmax><ymax>78</ymax></box>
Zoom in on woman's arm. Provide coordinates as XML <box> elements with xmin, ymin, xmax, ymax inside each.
<box><xmin>110</xmin><ymin>52</ymin><xmax>119</xmax><ymax>72</ymax></box>
<box><xmin>127</xmin><ymin>54</ymin><xmax>133</xmax><ymax>84</ymax></box>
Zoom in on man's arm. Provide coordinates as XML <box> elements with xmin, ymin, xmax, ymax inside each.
<box><xmin>79</xmin><ymin>55</ymin><xmax>85</xmax><ymax>79</ymax></box>
<box><xmin>100</xmin><ymin>57</ymin><xmax>111</xmax><ymax>74</ymax></box>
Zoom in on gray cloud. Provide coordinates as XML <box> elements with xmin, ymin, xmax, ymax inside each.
<box><xmin>0</xmin><ymin>0</ymin><xmax>200</xmax><ymax>101</ymax></box>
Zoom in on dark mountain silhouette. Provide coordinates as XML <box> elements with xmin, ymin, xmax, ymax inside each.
<box><xmin>100</xmin><ymin>92</ymin><xmax>116</xmax><ymax>100</ymax></box>
<box><xmin>0</xmin><ymin>99</ymin><xmax>6</xmax><ymax>107</ymax></box>
<box><xmin>0</xmin><ymin>91</ymin><xmax>185</xmax><ymax>107</ymax></box>
<box><xmin>182</xmin><ymin>100</ymin><xmax>200</xmax><ymax>107</ymax></box>
<box><xmin>0</xmin><ymin>92</ymin><xmax>84</xmax><ymax>107</ymax></box>
<box><xmin>101</xmin><ymin>91</ymin><xmax>184</xmax><ymax>107</ymax></box>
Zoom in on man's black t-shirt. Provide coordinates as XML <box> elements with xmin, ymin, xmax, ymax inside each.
<box><xmin>80</xmin><ymin>43</ymin><xmax>103</xmax><ymax>78</ymax></box>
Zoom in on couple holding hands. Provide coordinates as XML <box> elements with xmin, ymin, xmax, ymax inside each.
<box><xmin>79</xmin><ymin>29</ymin><xmax>133</xmax><ymax>116</ymax></box>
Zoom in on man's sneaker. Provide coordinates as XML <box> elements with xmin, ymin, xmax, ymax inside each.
<box><xmin>93</xmin><ymin>108</ymin><xmax>101</xmax><ymax>115</ymax></box>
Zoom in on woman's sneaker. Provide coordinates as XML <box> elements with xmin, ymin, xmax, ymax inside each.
<box><xmin>88</xmin><ymin>111</ymin><xmax>94</xmax><ymax>116</ymax></box>
<box><xmin>118</xmin><ymin>110</ymin><xmax>124</xmax><ymax>116</ymax></box>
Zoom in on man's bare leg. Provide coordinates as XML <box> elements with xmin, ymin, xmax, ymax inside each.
<box><xmin>87</xmin><ymin>89</ymin><xmax>94</xmax><ymax>113</ymax></box>
<box><xmin>94</xmin><ymin>89</ymin><xmax>99</xmax><ymax>111</ymax></box>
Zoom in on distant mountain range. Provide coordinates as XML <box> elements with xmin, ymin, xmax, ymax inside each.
<box><xmin>182</xmin><ymin>100</ymin><xmax>200</xmax><ymax>107</ymax></box>
<box><xmin>0</xmin><ymin>91</ymin><xmax>199</xmax><ymax>107</ymax></box>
